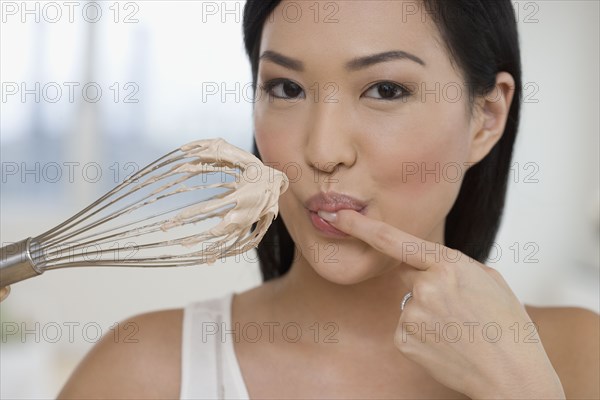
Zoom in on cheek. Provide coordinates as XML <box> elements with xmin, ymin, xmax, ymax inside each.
<box><xmin>382</xmin><ymin>97</ymin><xmax>472</xmax><ymax>183</ymax></box>
<box><xmin>253</xmin><ymin>107</ymin><xmax>278</xmax><ymax>164</ymax></box>
<box><xmin>379</xmin><ymin>134</ymin><xmax>469</xmax><ymax>192</ymax></box>
<box><xmin>366</xmin><ymin>104</ymin><xmax>472</xmax><ymax>233</ymax></box>
<box><xmin>253</xmin><ymin>102</ymin><xmax>305</xmax><ymax>167</ymax></box>
<box><xmin>254</xmin><ymin>108</ymin><xmax>302</xmax><ymax>231</ymax></box>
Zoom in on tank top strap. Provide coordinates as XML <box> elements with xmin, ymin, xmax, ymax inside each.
<box><xmin>180</xmin><ymin>292</ymin><xmax>250</xmax><ymax>399</ymax></box>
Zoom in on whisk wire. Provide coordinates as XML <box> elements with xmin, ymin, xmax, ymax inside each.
<box><xmin>34</xmin><ymin>150</ymin><xmax>181</xmax><ymax>245</ymax></box>
<box><xmin>0</xmin><ymin>138</ymin><xmax>289</xmax><ymax>287</ymax></box>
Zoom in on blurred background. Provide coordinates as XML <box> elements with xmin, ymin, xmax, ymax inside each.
<box><xmin>1</xmin><ymin>0</ymin><xmax>598</xmax><ymax>398</ymax></box>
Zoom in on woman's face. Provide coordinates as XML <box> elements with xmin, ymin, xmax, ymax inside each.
<box><xmin>254</xmin><ymin>0</ymin><xmax>486</xmax><ymax>284</ymax></box>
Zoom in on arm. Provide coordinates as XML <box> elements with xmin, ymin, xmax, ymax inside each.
<box><xmin>57</xmin><ymin>309</ymin><xmax>183</xmax><ymax>399</ymax></box>
<box><xmin>539</xmin><ymin>306</ymin><xmax>600</xmax><ymax>400</ymax></box>
<box><xmin>321</xmin><ymin>209</ymin><xmax>582</xmax><ymax>399</ymax></box>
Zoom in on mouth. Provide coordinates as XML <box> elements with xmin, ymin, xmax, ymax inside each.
<box><xmin>305</xmin><ymin>191</ymin><xmax>367</xmax><ymax>237</ymax></box>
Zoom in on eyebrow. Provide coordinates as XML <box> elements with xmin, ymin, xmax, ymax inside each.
<box><xmin>346</xmin><ymin>50</ymin><xmax>426</xmax><ymax>70</ymax></box>
<box><xmin>259</xmin><ymin>50</ymin><xmax>304</xmax><ymax>71</ymax></box>
<box><xmin>259</xmin><ymin>50</ymin><xmax>426</xmax><ymax>72</ymax></box>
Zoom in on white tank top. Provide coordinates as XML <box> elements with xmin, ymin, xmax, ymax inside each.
<box><xmin>180</xmin><ymin>292</ymin><xmax>250</xmax><ymax>399</ymax></box>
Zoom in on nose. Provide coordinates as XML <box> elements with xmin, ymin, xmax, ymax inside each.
<box><xmin>304</xmin><ymin>102</ymin><xmax>357</xmax><ymax>177</ymax></box>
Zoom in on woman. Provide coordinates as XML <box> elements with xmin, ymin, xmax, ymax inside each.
<box><xmin>57</xmin><ymin>0</ymin><xmax>599</xmax><ymax>398</ymax></box>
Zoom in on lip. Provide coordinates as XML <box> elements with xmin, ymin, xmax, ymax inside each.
<box><xmin>305</xmin><ymin>191</ymin><xmax>367</xmax><ymax>213</ymax></box>
<box><xmin>305</xmin><ymin>192</ymin><xmax>367</xmax><ymax>238</ymax></box>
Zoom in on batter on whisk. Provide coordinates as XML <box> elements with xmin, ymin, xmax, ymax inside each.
<box><xmin>0</xmin><ymin>138</ymin><xmax>288</xmax><ymax>286</ymax></box>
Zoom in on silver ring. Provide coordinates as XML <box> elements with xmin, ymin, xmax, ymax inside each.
<box><xmin>400</xmin><ymin>291</ymin><xmax>413</xmax><ymax>311</ymax></box>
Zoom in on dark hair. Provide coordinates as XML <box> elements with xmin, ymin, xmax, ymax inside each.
<box><xmin>243</xmin><ymin>0</ymin><xmax>522</xmax><ymax>282</ymax></box>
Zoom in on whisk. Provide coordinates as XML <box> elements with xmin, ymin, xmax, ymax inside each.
<box><xmin>0</xmin><ymin>138</ymin><xmax>289</xmax><ymax>287</ymax></box>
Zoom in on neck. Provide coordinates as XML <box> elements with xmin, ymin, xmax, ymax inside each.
<box><xmin>275</xmin><ymin>259</ymin><xmax>409</xmax><ymax>343</ymax></box>
<box><xmin>267</xmin><ymin>221</ymin><xmax>446</xmax><ymax>346</ymax></box>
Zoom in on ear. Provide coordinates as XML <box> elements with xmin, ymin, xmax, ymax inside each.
<box><xmin>468</xmin><ymin>72</ymin><xmax>516</xmax><ymax>164</ymax></box>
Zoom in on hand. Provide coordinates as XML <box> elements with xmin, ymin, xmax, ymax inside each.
<box><xmin>319</xmin><ymin>209</ymin><xmax>566</xmax><ymax>399</ymax></box>
<box><xmin>0</xmin><ymin>286</ymin><xmax>10</xmax><ymax>302</ymax></box>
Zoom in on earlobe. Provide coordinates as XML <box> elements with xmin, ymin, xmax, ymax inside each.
<box><xmin>468</xmin><ymin>72</ymin><xmax>516</xmax><ymax>164</ymax></box>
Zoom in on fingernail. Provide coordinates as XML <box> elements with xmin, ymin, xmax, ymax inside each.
<box><xmin>0</xmin><ymin>287</ymin><xmax>8</xmax><ymax>300</ymax></box>
<box><xmin>317</xmin><ymin>210</ymin><xmax>337</xmax><ymax>222</ymax></box>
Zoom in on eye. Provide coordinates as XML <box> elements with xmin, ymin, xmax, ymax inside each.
<box><xmin>262</xmin><ymin>79</ymin><xmax>305</xmax><ymax>100</ymax></box>
<box><xmin>362</xmin><ymin>81</ymin><xmax>411</xmax><ymax>101</ymax></box>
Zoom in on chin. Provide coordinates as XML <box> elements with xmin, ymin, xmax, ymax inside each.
<box><xmin>305</xmin><ymin>249</ymin><xmax>388</xmax><ymax>285</ymax></box>
<box><xmin>313</xmin><ymin>267</ymin><xmax>375</xmax><ymax>285</ymax></box>
<box><xmin>282</xmin><ymin>212</ymin><xmax>388</xmax><ymax>286</ymax></box>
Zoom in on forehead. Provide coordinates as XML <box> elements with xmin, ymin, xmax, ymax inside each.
<box><xmin>260</xmin><ymin>0</ymin><xmax>448</xmax><ymax>70</ymax></box>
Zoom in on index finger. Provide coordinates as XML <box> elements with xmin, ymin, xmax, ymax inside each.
<box><xmin>319</xmin><ymin>209</ymin><xmax>465</xmax><ymax>271</ymax></box>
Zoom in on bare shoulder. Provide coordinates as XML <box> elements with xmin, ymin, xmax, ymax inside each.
<box><xmin>58</xmin><ymin>308</ymin><xmax>183</xmax><ymax>399</ymax></box>
<box><xmin>524</xmin><ymin>304</ymin><xmax>600</xmax><ymax>399</ymax></box>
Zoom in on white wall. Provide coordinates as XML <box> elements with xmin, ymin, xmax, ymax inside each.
<box><xmin>490</xmin><ymin>0</ymin><xmax>599</xmax><ymax>309</ymax></box>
